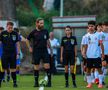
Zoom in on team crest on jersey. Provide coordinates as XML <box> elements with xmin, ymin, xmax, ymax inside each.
<box><xmin>12</xmin><ymin>35</ymin><xmax>16</xmax><ymax>41</ymax></box>
<box><xmin>3</xmin><ymin>34</ymin><xmax>8</xmax><ymax>37</ymax></box>
<box><xmin>44</xmin><ymin>35</ymin><xmax>47</xmax><ymax>39</ymax></box>
<box><xmin>63</xmin><ymin>39</ymin><xmax>67</xmax><ymax>42</ymax></box>
<box><xmin>71</xmin><ymin>39</ymin><xmax>74</xmax><ymax>44</ymax></box>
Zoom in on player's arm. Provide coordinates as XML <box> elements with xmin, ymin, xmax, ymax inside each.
<box><xmin>60</xmin><ymin>46</ymin><xmax>63</xmax><ymax>63</ymax></box>
<box><xmin>99</xmin><ymin>41</ymin><xmax>104</xmax><ymax>60</ymax></box>
<box><xmin>74</xmin><ymin>36</ymin><xmax>78</xmax><ymax>62</ymax></box>
<box><xmin>26</xmin><ymin>31</ymin><xmax>34</xmax><ymax>53</ymax></box>
<box><xmin>74</xmin><ymin>45</ymin><xmax>77</xmax><ymax>62</ymax></box>
<box><xmin>81</xmin><ymin>45</ymin><xmax>84</xmax><ymax>55</ymax></box>
<box><xmin>60</xmin><ymin>37</ymin><xmax>64</xmax><ymax>63</ymax></box>
<box><xmin>16</xmin><ymin>42</ymin><xmax>20</xmax><ymax>55</ymax></box>
<box><xmin>83</xmin><ymin>44</ymin><xmax>87</xmax><ymax>59</ymax></box>
<box><xmin>99</xmin><ymin>34</ymin><xmax>105</xmax><ymax>60</ymax></box>
<box><xmin>82</xmin><ymin>36</ymin><xmax>88</xmax><ymax>58</ymax></box>
<box><xmin>26</xmin><ymin>39</ymin><xmax>33</xmax><ymax>53</ymax></box>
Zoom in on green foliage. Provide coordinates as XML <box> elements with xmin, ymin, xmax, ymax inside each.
<box><xmin>16</xmin><ymin>8</ymin><xmax>37</xmax><ymax>26</ymax></box>
<box><xmin>16</xmin><ymin>0</ymin><xmax>108</xmax><ymax>28</ymax></box>
<box><xmin>64</xmin><ymin>0</ymin><xmax>108</xmax><ymax>23</ymax></box>
<box><xmin>16</xmin><ymin>0</ymin><xmax>59</xmax><ymax>32</ymax></box>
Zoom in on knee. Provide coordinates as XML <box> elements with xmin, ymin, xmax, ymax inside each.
<box><xmin>34</xmin><ymin>65</ymin><xmax>39</xmax><ymax>70</ymax></box>
<box><xmin>44</xmin><ymin>63</ymin><xmax>50</xmax><ymax>69</ymax></box>
<box><xmin>65</xmin><ymin>66</ymin><xmax>68</xmax><ymax>73</ymax></box>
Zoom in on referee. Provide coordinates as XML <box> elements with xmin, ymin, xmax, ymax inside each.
<box><xmin>0</xmin><ymin>22</ymin><xmax>20</xmax><ymax>88</ymax></box>
<box><xmin>26</xmin><ymin>18</ymin><xmax>52</xmax><ymax>87</ymax></box>
<box><xmin>60</xmin><ymin>26</ymin><xmax>77</xmax><ymax>88</ymax></box>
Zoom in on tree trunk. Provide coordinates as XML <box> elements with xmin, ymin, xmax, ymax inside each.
<box><xmin>0</xmin><ymin>0</ymin><xmax>16</xmax><ymax>20</ymax></box>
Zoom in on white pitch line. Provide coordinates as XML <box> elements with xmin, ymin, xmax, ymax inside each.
<box><xmin>39</xmin><ymin>86</ymin><xmax>44</xmax><ymax>90</ymax></box>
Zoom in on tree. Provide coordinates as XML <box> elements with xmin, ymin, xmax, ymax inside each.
<box><xmin>0</xmin><ymin>0</ymin><xmax>16</xmax><ymax>20</ymax></box>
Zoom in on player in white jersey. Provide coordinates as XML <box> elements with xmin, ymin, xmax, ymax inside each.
<box><xmin>91</xmin><ymin>23</ymin><xmax>103</xmax><ymax>84</ymax></box>
<box><xmin>101</xmin><ymin>22</ymin><xmax>108</xmax><ymax>88</ymax></box>
<box><xmin>81</xmin><ymin>29</ymin><xmax>90</xmax><ymax>82</ymax></box>
<box><xmin>83</xmin><ymin>21</ymin><xmax>104</xmax><ymax>88</ymax></box>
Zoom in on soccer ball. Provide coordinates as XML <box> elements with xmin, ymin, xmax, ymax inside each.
<box><xmin>39</xmin><ymin>79</ymin><xmax>47</xmax><ymax>86</ymax></box>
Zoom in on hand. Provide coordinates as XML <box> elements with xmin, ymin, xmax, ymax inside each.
<box><xmin>82</xmin><ymin>53</ymin><xmax>87</xmax><ymax>59</ymax></box>
<box><xmin>29</xmin><ymin>47</ymin><xmax>33</xmax><ymax>53</ymax></box>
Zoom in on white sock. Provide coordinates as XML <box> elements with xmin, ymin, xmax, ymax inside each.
<box><xmin>91</xmin><ymin>72</ymin><xmax>94</xmax><ymax>80</ymax></box>
<box><xmin>87</xmin><ymin>75</ymin><xmax>92</xmax><ymax>84</ymax></box>
<box><xmin>99</xmin><ymin>74</ymin><xmax>103</xmax><ymax>85</ymax></box>
<box><xmin>102</xmin><ymin>67</ymin><xmax>107</xmax><ymax>82</ymax></box>
<box><xmin>94</xmin><ymin>70</ymin><xmax>99</xmax><ymax>79</ymax></box>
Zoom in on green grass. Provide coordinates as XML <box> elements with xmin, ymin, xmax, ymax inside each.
<box><xmin>1</xmin><ymin>75</ymin><xmax>108</xmax><ymax>90</ymax></box>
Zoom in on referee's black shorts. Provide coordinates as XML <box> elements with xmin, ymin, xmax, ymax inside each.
<box><xmin>63</xmin><ymin>52</ymin><xmax>75</xmax><ymax>66</ymax></box>
<box><xmin>1</xmin><ymin>54</ymin><xmax>17</xmax><ymax>69</ymax></box>
<box><xmin>32</xmin><ymin>49</ymin><xmax>50</xmax><ymax>65</ymax></box>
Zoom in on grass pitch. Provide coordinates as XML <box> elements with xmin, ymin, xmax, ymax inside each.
<box><xmin>0</xmin><ymin>75</ymin><xmax>108</xmax><ymax>90</ymax></box>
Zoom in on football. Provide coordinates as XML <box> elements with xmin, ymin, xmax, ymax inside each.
<box><xmin>39</xmin><ymin>79</ymin><xmax>47</xmax><ymax>86</ymax></box>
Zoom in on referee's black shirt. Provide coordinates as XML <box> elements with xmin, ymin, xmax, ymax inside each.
<box><xmin>0</xmin><ymin>31</ymin><xmax>19</xmax><ymax>55</ymax></box>
<box><xmin>61</xmin><ymin>36</ymin><xmax>77</xmax><ymax>53</ymax></box>
<box><xmin>27</xmin><ymin>29</ymin><xmax>49</xmax><ymax>49</ymax></box>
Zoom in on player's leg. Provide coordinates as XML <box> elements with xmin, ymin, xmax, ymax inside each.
<box><xmin>91</xmin><ymin>68</ymin><xmax>95</xmax><ymax>83</ymax></box>
<box><xmin>10</xmin><ymin>55</ymin><xmax>18</xmax><ymax>87</ymax></box>
<box><xmin>86</xmin><ymin>58</ymin><xmax>93</xmax><ymax>88</ymax></box>
<box><xmin>95</xmin><ymin>58</ymin><xmax>103</xmax><ymax>88</ymax></box>
<box><xmin>94</xmin><ymin>68</ymin><xmax>99</xmax><ymax>84</ymax></box>
<box><xmin>64</xmin><ymin>65</ymin><xmax>69</xmax><ymax>87</ymax></box>
<box><xmin>0</xmin><ymin>55</ymin><xmax>8</xmax><ymax>87</ymax></box>
<box><xmin>16</xmin><ymin>58</ymin><xmax>21</xmax><ymax>81</ymax></box>
<box><xmin>34</xmin><ymin>64</ymin><xmax>39</xmax><ymax>87</ymax></box>
<box><xmin>7</xmin><ymin>65</ymin><xmax>10</xmax><ymax>82</ymax></box>
<box><xmin>70</xmin><ymin>56</ymin><xmax>77</xmax><ymax>88</ymax></box>
<box><xmin>44</xmin><ymin>63</ymin><xmax>51</xmax><ymax>87</ymax></box>
<box><xmin>82</xmin><ymin>57</ymin><xmax>87</xmax><ymax>82</ymax></box>
<box><xmin>43</xmin><ymin>49</ymin><xmax>51</xmax><ymax>87</ymax></box>
<box><xmin>102</xmin><ymin>60</ymin><xmax>107</xmax><ymax>85</ymax></box>
<box><xmin>70</xmin><ymin>65</ymin><xmax>77</xmax><ymax>88</ymax></box>
<box><xmin>62</xmin><ymin>53</ymin><xmax>69</xmax><ymax>87</ymax></box>
<box><xmin>33</xmin><ymin>50</ymin><xmax>40</xmax><ymax>87</ymax></box>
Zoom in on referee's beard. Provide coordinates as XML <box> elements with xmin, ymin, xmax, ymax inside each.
<box><xmin>38</xmin><ymin>26</ymin><xmax>44</xmax><ymax>30</ymax></box>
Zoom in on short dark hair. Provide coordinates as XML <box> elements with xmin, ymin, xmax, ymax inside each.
<box><xmin>0</xmin><ymin>27</ymin><xmax>4</xmax><ymax>30</ymax></box>
<box><xmin>102</xmin><ymin>21</ymin><xmax>108</xmax><ymax>26</ymax></box>
<box><xmin>36</xmin><ymin>18</ymin><xmax>44</xmax><ymax>23</ymax></box>
<box><xmin>14</xmin><ymin>28</ymin><xmax>19</xmax><ymax>33</ymax></box>
<box><xmin>7</xmin><ymin>21</ymin><xmax>14</xmax><ymax>26</ymax></box>
<box><xmin>65</xmin><ymin>25</ymin><xmax>72</xmax><ymax>29</ymax></box>
<box><xmin>88</xmin><ymin>20</ymin><xmax>96</xmax><ymax>26</ymax></box>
